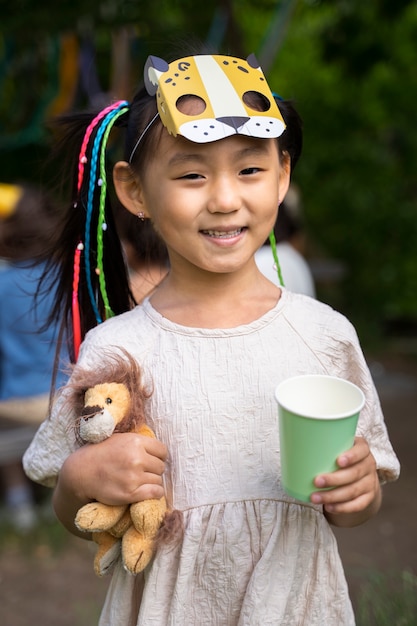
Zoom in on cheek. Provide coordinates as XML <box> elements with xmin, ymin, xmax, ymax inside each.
<box><xmin>148</xmin><ymin>190</ymin><xmax>193</xmax><ymax>235</ymax></box>
<box><xmin>148</xmin><ymin>209</ymin><xmax>185</xmax><ymax>248</ymax></box>
<box><xmin>259</xmin><ymin>181</ymin><xmax>280</xmax><ymax>218</ymax></box>
<box><xmin>265</xmin><ymin>207</ymin><xmax>279</xmax><ymax>235</ymax></box>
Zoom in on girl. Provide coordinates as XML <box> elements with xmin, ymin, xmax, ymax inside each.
<box><xmin>24</xmin><ymin>52</ymin><xmax>399</xmax><ymax>625</ymax></box>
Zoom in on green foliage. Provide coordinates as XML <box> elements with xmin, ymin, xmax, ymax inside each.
<box><xmin>1</xmin><ymin>0</ymin><xmax>417</xmax><ymax>340</ymax></box>
<box><xmin>356</xmin><ymin>570</ymin><xmax>417</xmax><ymax>626</ymax></box>
<box><xmin>267</xmin><ymin>1</ymin><xmax>417</xmax><ymax>337</ymax></box>
<box><xmin>0</xmin><ymin>511</ymin><xmax>69</xmax><ymax>555</ymax></box>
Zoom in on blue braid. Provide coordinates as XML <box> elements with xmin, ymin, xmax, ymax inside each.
<box><xmin>84</xmin><ymin>101</ymin><xmax>128</xmax><ymax>323</ymax></box>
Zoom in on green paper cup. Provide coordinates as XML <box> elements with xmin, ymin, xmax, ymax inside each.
<box><xmin>275</xmin><ymin>375</ymin><xmax>365</xmax><ymax>502</ymax></box>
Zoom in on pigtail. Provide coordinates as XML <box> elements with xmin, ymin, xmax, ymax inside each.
<box><xmin>41</xmin><ymin>102</ymin><xmax>136</xmax><ymax>363</ymax></box>
<box><xmin>74</xmin><ymin>102</ymin><xmax>129</xmax><ymax>343</ymax></box>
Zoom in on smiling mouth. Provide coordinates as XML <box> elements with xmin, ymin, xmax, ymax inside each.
<box><xmin>201</xmin><ymin>228</ymin><xmax>244</xmax><ymax>238</ymax></box>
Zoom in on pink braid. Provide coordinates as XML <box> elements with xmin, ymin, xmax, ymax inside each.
<box><xmin>76</xmin><ymin>100</ymin><xmax>127</xmax><ymax>194</ymax></box>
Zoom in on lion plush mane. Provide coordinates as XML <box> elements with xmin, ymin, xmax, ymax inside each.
<box><xmin>67</xmin><ymin>348</ymin><xmax>151</xmax><ymax>444</ymax></box>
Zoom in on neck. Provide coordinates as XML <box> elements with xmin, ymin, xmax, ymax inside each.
<box><xmin>149</xmin><ymin>263</ymin><xmax>281</xmax><ymax>328</ymax></box>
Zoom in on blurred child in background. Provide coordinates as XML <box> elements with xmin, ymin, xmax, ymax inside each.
<box><xmin>0</xmin><ymin>183</ymin><xmax>66</xmax><ymax>530</ymax></box>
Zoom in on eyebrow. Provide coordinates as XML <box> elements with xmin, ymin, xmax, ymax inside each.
<box><xmin>167</xmin><ymin>143</ymin><xmax>272</xmax><ymax>168</ymax></box>
<box><xmin>167</xmin><ymin>152</ymin><xmax>206</xmax><ymax>168</ymax></box>
<box><xmin>234</xmin><ymin>144</ymin><xmax>272</xmax><ymax>159</ymax></box>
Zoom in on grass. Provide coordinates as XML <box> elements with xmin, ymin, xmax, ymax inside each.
<box><xmin>0</xmin><ymin>503</ymin><xmax>69</xmax><ymax>556</ymax></box>
<box><xmin>356</xmin><ymin>570</ymin><xmax>417</xmax><ymax>626</ymax></box>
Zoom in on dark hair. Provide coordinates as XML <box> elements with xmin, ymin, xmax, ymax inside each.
<box><xmin>42</xmin><ymin>87</ymin><xmax>158</xmax><ymax>361</ymax></box>
<box><xmin>42</xmin><ymin>66</ymin><xmax>303</xmax><ymax>363</ymax></box>
<box><xmin>272</xmin><ymin>200</ymin><xmax>302</xmax><ymax>244</ymax></box>
<box><xmin>275</xmin><ymin>98</ymin><xmax>303</xmax><ymax>172</ymax></box>
<box><xmin>113</xmin><ymin>199</ymin><xmax>169</xmax><ymax>268</ymax></box>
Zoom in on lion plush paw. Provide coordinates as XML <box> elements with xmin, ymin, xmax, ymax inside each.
<box><xmin>122</xmin><ymin>525</ymin><xmax>155</xmax><ymax>574</ymax></box>
<box><xmin>75</xmin><ymin>502</ymin><xmax>129</xmax><ymax>533</ymax></box>
<box><xmin>122</xmin><ymin>497</ymin><xmax>167</xmax><ymax>574</ymax></box>
<box><xmin>92</xmin><ymin>531</ymin><xmax>121</xmax><ymax>577</ymax></box>
<box><xmin>130</xmin><ymin>497</ymin><xmax>167</xmax><ymax>535</ymax></box>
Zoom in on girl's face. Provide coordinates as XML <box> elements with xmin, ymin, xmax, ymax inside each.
<box><xmin>118</xmin><ymin>129</ymin><xmax>290</xmax><ymax>279</ymax></box>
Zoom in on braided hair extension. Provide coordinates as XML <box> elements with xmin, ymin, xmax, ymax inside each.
<box><xmin>39</xmin><ymin>85</ymin><xmax>162</xmax><ymax>363</ymax></box>
<box><xmin>40</xmin><ymin>109</ymin><xmax>124</xmax><ymax>360</ymax></box>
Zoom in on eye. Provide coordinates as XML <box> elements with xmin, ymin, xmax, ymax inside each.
<box><xmin>180</xmin><ymin>173</ymin><xmax>203</xmax><ymax>180</ymax></box>
<box><xmin>105</xmin><ymin>397</ymin><xmax>112</xmax><ymax>404</ymax></box>
<box><xmin>241</xmin><ymin>167</ymin><xmax>260</xmax><ymax>175</ymax></box>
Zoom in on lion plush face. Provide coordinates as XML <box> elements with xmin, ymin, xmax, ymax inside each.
<box><xmin>79</xmin><ymin>382</ymin><xmax>131</xmax><ymax>444</ymax></box>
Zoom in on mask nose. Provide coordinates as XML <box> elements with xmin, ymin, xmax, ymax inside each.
<box><xmin>217</xmin><ymin>116</ymin><xmax>250</xmax><ymax>131</ymax></box>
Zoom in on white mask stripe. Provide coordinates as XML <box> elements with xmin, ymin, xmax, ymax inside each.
<box><xmin>194</xmin><ymin>56</ymin><xmax>248</xmax><ymax>119</ymax></box>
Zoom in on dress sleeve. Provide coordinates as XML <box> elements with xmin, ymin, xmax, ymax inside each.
<box><xmin>286</xmin><ymin>293</ymin><xmax>400</xmax><ymax>484</ymax></box>
<box><xmin>22</xmin><ymin>329</ymin><xmax>102</xmax><ymax>487</ymax></box>
<box><xmin>22</xmin><ymin>319</ymin><xmax>138</xmax><ymax>486</ymax></box>
<box><xmin>324</xmin><ymin>313</ymin><xmax>400</xmax><ymax>484</ymax></box>
<box><xmin>22</xmin><ymin>387</ymin><xmax>77</xmax><ymax>487</ymax></box>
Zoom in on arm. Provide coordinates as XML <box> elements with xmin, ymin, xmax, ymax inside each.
<box><xmin>310</xmin><ymin>437</ymin><xmax>382</xmax><ymax>528</ymax></box>
<box><xmin>53</xmin><ymin>432</ymin><xmax>167</xmax><ymax>538</ymax></box>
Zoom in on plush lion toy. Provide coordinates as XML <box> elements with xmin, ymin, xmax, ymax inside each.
<box><xmin>66</xmin><ymin>348</ymin><xmax>182</xmax><ymax>577</ymax></box>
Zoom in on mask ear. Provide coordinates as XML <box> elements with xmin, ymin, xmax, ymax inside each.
<box><xmin>246</xmin><ymin>53</ymin><xmax>260</xmax><ymax>68</ymax></box>
<box><xmin>113</xmin><ymin>161</ymin><xmax>148</xmax><ymax>218</ymax></box>
<box><xmin>144</xmin><ymin>55</ymin><xmax>170</xmax><ymax>96</ymax></box>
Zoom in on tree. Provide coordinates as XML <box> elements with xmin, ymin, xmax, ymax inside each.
<box><xmin>267</xmin><ymin>0</ymin><xmax>417</xmax><ymax>337</ymax></box>
<box><xmin>1</xmin><ymin>0</ymin><xmax>417</xmax><ymax>340</ymax></box>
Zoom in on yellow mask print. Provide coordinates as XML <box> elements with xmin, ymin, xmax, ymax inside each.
<box><xmin>144</xmin><ymin>53</ymin><xmax>286</xmax><ymax>143</ymax></box>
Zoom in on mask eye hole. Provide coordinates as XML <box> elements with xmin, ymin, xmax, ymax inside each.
<box><xmin>176</xmin><ymin>95</ymin><xmax>207</xmax><ymax>116</ymax></box>
<box><xmin>242</xmin><ymin>91</ymin><xmax>271</xmax><ymax>112</ymax></box>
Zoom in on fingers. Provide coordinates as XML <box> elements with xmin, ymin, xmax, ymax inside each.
<box><xmin>310</xmin><ymin>437</ymin><xmax>380</xmax><ymax>517</ymax></box>
<box><xmin>311</xmin><ymin>473</ymin><xmax>375</xmax><ymax>514</ymax></box>
<box><xmin>130</xmin><ymin>478</ymin><xmax>166</xmax><ymax>502</ymax></box>
<box><xmin>141</xmin><ymin>434</ymin><xmax>168</xmax><ymax>465</ymax></box>
<box><xmin>123</xmin><ymin>435</ymin><xmax>167</xmax><ymax>501</ymax></box>
<box><xmin>78</xmin><ymin>432</ymin><xmax>168</xmax><ymax>505</ymax></box>
<box><xmin>334</xmin><ymin>436</ymin><xmax>370</xmax><ymax>469</ymax></box>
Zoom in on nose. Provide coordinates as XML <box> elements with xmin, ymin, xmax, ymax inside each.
<box><xmin>207</xmin><ymin>174</ymin><xmax>242</xmax><ymax>214</ymax></box>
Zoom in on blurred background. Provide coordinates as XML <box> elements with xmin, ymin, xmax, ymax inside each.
<box><xmin>1</xmin><ymin>0</ymin><xmax>417</xmax><ymax>341</ymax></box>
<box><xmin>1</xmin><ymin>1</ymin><xmax>416</xmax><ymax>624</ymax></box>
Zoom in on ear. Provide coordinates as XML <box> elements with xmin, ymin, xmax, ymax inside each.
<box><xmin>113</xmin><ymin>161</ymin><xmax>148</xmax><ymax>217</ymax></box>
<box><xmin>278</xmin><ymin>152</ymin><xmax>291</xmax><ymax>204</ymax></box>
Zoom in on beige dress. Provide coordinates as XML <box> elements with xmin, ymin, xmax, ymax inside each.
<box><xmin>23</xmin><ymin>289</ymin><xmax>400</xmax><ymax>626</ymax></box>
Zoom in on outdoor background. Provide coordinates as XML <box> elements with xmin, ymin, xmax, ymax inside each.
<box><xmin>1</xmin><ymin>1</ymin><xmax>416</xmax><ymax>624</ymax></box>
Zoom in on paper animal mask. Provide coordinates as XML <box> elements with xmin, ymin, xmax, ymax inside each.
<box><xmin>143</xmin><ymin>53</ymin><xmax>286</xmax><ymax>143</ymax></box>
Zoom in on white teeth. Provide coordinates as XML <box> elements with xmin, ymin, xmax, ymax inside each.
<box><xmin>204</xmin><ymin>229</ymin><xmax>242</xmax><ymax>238</ymax></box>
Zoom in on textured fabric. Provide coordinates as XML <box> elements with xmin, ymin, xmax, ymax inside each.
<box><xmin>24</xmin><ymin>289</ymin><xmax>399</xmax><ymax>626</ymax></box>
